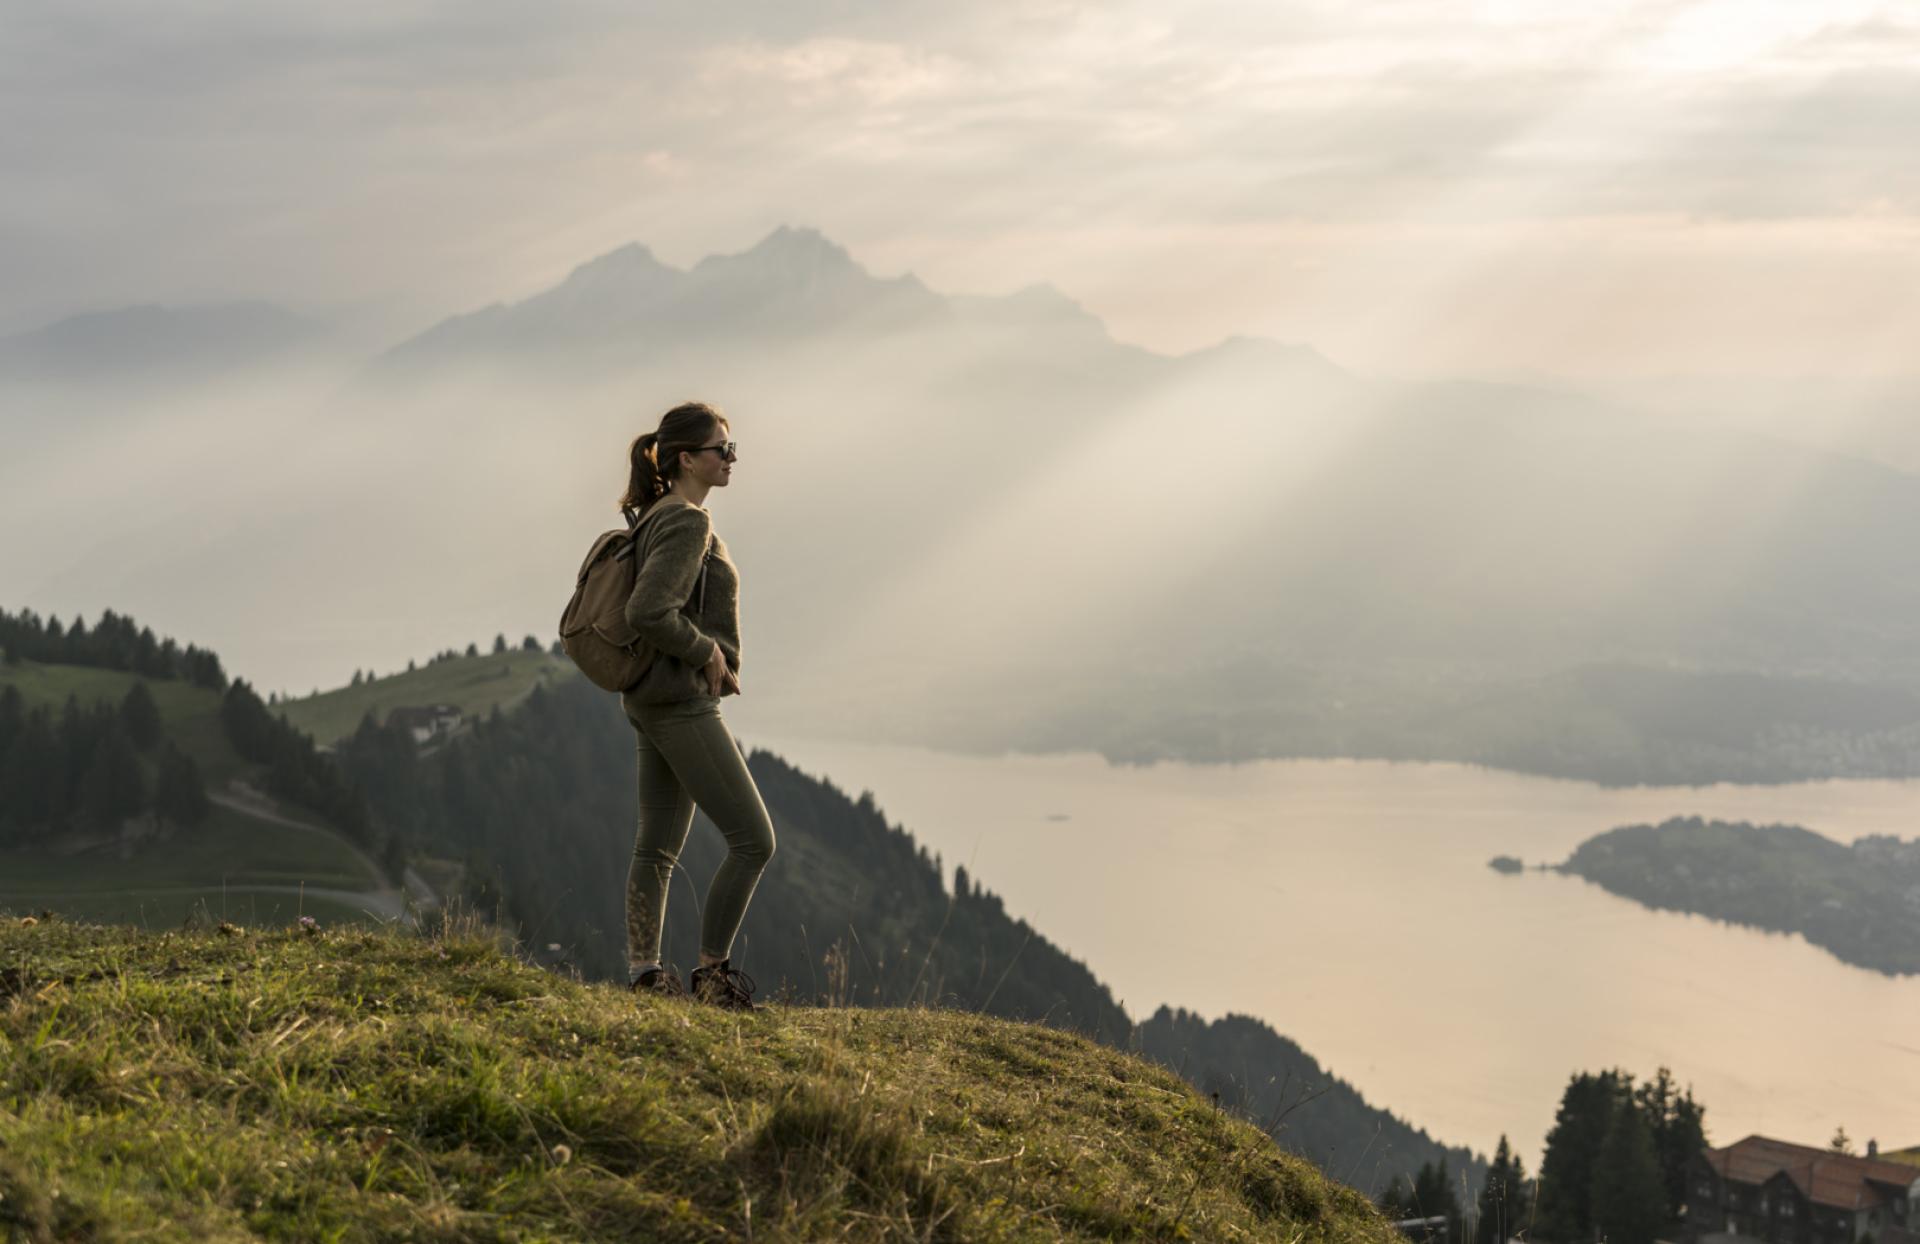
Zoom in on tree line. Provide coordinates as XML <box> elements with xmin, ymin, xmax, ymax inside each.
<box><xmin>0</xmin><ymin>682</ymin><xmax>209</xmax><ymax>845</ymax></box>
<box><xmin>0</xmin><ymin>606</ymin><xmax>226</xmax><ymax>690</ymax></box>
<box><xmin>0</xmin><ymin>621</ymin><xmax>396</xmax><ymax>878</ymax></box>
<box><xmin>1378</xmin><ymin>1066</ymin><xmax>1705</xmax><ymax>1244</ymax></box>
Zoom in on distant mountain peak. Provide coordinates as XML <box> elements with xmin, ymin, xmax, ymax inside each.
<box><xmin>949</xmin><ymin>281</ymin><xmax>1108</xmax><ymax>339</ymax></box>
<box><xmin>749</xmin><ymin>224</ymin><xmax>847</xmax><ymax>259</ymax></box>
<box><xmin>551</xmin><ymin>242</ymin><xmax>678</xmax><ymax>296</ymax></box>
<box><xmin>1187</xmin><ymin>333</ymin><xmax>1343</xmax><ymax>372</ymax></box>
<box><xmin>1004</xmin><ymin>282</ymin><xmax>1081</xmax><ymax>310</ymax></box>
<box><xmin>696</xmin><ymin>224</ymin><xmax>865</xmax><ymax>282</ymax></box>
<box><xmin>561</xmin><ymin>241</ymin><xmax>669</xmax><ymax>279</ymax></box>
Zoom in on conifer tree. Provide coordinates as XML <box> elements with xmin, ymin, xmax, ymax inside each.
<box><xmin>1476</xmin><ymin>1135</ymin><xmax>1531</xmax><ymax>1244</ymax></box>
<box><xmin>1633</xmin><ymin>1065</ymin><xmax>1707</xmax><ymax>1221</ymax></box>
<box><xmin>134</xmin><ymin>625</ymin><xmax>167</xmax><ymax>676</ymax></box>
<box><xmin>465</xmin><ymin>642</ymin><xmax>479</xmax><ymax>658</ymax></box>
<box><xmin>154</xmin><ymin>742</ymin><xmax>210</xmax><ymax>827</ymax></box>
<box><xmin>0</xmin><ymin>692</ymin><xmax>42</xmax><ymax>843</ymax></box>
<box><xmin>79</xmin><ymin>719</ymin><xmax>146</xmax><ymax>829</ymax></box>
<box><xmin>0</xmin><ymin>705</ymin><xmax>60</xmax><ymax>840</ymax></box>
<box><xmin>1537</xmin><ymin>1069</ymin><xmax>1630</xmax><ymax>1242</ymax></box>
<box><xmin>0</xmin><ymin>685</ymin><xmax>22</xmax><ymax>760</ymax></box>
<box><xmin>119</xmin><ymin>681</ymin><xmax>163</xmax><ymax>752</ymax></box>
<box><xmin>492</xmin><ymin>633</ymin><xmax>507</xmax><ymax>654</ymax></box>
<box><xmin>64</xmin><ymin>614</ymin><xmax>90</xmax><ymax>662</ymax></box>
<box><xmin>1591</xmin><ymin>1099</ymin><xmax>1665</xmax><ymax>1244</ymax></box>
<box><xmin>1409</xmin><ymin>1158</ymin><xmax>1463</xmax><ymax>1243</ymax></box>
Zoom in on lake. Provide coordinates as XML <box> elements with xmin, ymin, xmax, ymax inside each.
<box><xmin>732</xmin><ymin>726</ymin><xmax>1920</xmax><ymax>1175</ymax></box>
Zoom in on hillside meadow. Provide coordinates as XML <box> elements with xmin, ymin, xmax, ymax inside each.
<box><xmin>0</xmin><ymin>914</ymin><xmax>1402</xmax><ymax>1243</ymax></box>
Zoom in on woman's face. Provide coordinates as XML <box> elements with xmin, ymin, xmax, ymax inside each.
<box><xmin>678</xmin><ymin>424</ymin><xmax>735</xmax><ymax>489</ymax></box>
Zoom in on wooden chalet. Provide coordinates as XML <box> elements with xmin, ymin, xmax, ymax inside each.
<box><xmin>383</xmin><ymin>703</ymin><xmax>464</xmax><ymax>746</ymax></box>
<box><xmin>1688</xmin><ymin>1135</ymin><xmax>1920</xmax><ymax>1244</ymax></box>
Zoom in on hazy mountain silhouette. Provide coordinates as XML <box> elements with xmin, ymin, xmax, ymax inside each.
<box><xmin>374</xmin><ymin>226</ymin><xmax>958</xmax><ymax>376</ymax></box>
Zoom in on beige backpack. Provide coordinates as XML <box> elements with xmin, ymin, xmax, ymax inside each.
<box><xmin>558</xmin><ymin>503</ymin><xmax>703</xmax><ymax>692</ymax></box>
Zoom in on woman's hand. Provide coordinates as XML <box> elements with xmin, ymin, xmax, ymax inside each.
<box><xmin>703</xmin><ymin>643</ymin><xmax>739</xmax><ymax>696</ymax></box>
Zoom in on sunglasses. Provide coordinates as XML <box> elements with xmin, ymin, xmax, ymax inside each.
<box><xmin>690</xmin><ymin>441</ymin><xmax>737</xmax><ymax>461</ymax></box>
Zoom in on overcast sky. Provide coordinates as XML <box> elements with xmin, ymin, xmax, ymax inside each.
<box><xmin>5</xmin><ymin>0</ymin><xmax>1917</xmax><ymax>378</ymax></box>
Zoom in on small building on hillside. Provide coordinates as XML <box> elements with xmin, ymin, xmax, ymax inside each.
<box><xmin>385</xmin><ymin>704</ymin><xmax>463</xmax><ymax>746</ymax></box>
<box><xmin>1687</xmin><ymin>1134</ymin><xmax>1920</xmax><ymax>1244</ymax></box>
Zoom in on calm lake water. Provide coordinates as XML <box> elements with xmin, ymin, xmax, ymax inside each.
<box><xmin>734</xmin><ymin>728</ymin><xmax>1920</xmax><ymax>1173</ymax></box>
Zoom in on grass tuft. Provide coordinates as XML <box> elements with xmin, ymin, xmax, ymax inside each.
<box><xmin>746</xmin><ymin>1077</ymin><xmax>963</xmax><ymax>1239</ymax></box>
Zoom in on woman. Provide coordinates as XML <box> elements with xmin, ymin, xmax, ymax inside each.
<box><xmin>619</xmin><ymin>400</ymin><xmax>775</xmax><ymax>1011</ymax></box>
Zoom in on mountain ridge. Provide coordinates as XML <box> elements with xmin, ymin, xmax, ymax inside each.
<box><xmin>365</xmin><ymin>223</ymin><xmax>1347</xmax><ymax>383</ymax></box>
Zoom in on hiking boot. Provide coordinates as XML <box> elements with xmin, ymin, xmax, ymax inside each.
<box><xmin>689</xmin><ymin>959</ymin><xmax>762</xmax><ymax>1011</ymax></box>
<box><xmin>629</xmin><ymin>965</ymin><xmax>687</xmax><ymax>998</ymax></box>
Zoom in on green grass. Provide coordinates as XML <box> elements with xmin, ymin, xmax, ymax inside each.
<box><xmin>0</xmin><ymin>916</ymin><xmax>1400</xmax><ymax>1243</ymax></box>
<box><xmin>0</xmin><ymin>805</ymin><xmax>380</xmax><ymax>896</ymax></box>
<box><xmin>276</xmin><ymin>650</ymin><xmax>575</xmax><ymax>747</ymax></box>
<box><xmin>0</xmin><ymin>890</ymin><xmax>382</xmax><ymax>932</ymax></box>
<box><xmin>0</xmin><ymin>804</ymin><xmax>391</xmax><ymax>935</ymax></box>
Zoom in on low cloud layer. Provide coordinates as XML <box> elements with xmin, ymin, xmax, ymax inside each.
<box><xmin>4</xmin><ymin>0</ymin><xmax>1916</xmax><ymax>375</ymax></box>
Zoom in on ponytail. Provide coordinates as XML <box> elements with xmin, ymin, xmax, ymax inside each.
<box><xmin>621</xmin><ymin>430</ymin><xmax>668</xmax><ymax>512</ymax></box>
<box><xmin>620</xmin><ymin>401</ymin><xmax>729</xmax><ymax>513</ymax></box>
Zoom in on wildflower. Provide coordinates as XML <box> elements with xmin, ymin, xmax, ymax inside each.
<box><xmin>297</xmin><ymin>916</ymin><xmax>320</xmax><ymax>937</ymax></box>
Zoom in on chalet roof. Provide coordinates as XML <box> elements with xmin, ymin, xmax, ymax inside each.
<box><xmin>1706</xmin><ymin>1135</ymin><xmax>1919</xmax><ymax>1210</ymax></box>
<box><xmin>384</xmin><ymin>704</ymin><xmax>463</xmax><ymax>729</ymax></box>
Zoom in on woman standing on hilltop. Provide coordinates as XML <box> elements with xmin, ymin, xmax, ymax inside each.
<box><xmin>619</xmin><ymin>400</ymin><xmax>775</xmax><ymax>1011</ymax></box>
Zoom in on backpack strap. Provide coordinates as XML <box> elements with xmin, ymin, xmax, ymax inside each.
<box><xmin>614</xmin><ymin>499</ymin><xmax>676</xmax><ymax>563</ymax></box>
<box><xmin>697</xmin><ymin>534</ymin><xmax>714</xmax><ymax>613</ymax></box>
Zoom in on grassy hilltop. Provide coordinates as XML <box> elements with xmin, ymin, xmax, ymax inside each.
<box><xmin>275</xmin><ymin>649</ymin><xmax>570</xmax><ymax>748</ymax></box>
<box><xmin>0</xmin><ymin>917</ymin><xmax>1399</xmax><ymax>1244</ymax></box>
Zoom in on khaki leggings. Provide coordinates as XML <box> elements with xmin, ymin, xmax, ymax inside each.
<box><xmin>624</xmin><ymin>693</ymin><xmax>777</xmax><ymax>969</ymax></box>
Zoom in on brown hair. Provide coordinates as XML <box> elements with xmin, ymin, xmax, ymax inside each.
<box><xmin>621</xmin><ymin>401</ymin><xmax>730</xmax><ymax>513</ymax></box>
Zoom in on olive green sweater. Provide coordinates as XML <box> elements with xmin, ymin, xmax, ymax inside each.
<box><xmin>621</xmin><ymin>496</ymin><xmax>742</xmax><ymax>702</ymax></box>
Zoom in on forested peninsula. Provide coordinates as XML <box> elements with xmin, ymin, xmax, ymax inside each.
<box><xmin>1557</xmin><ymin>817</ymin><xmax>1920</xmax><ymax>976</ymax></box>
